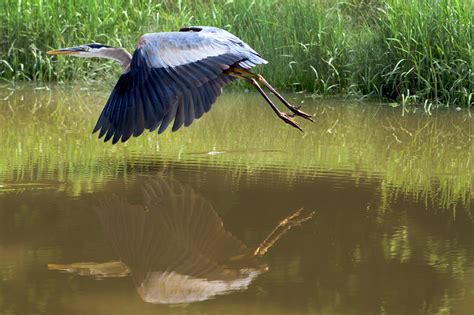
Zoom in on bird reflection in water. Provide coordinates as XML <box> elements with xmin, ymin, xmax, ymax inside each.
<box><xmin>48</xmin><ymin>177</ymin><xmax>314</xmax><ymax>304</ymax></box>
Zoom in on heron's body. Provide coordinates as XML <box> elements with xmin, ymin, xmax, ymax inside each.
<box><xmin>48</xmin><ymin>26</ymin><xmax>313</xmax><ymax>144</ymax></box>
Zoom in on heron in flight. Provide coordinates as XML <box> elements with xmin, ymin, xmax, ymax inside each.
<box><xmin>48</xmin><ymin>26</ymin><xmax>313</xmax><ymax>144</ymax></box>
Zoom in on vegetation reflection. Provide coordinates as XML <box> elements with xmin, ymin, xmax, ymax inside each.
<box><xmin>0</xmin><ymin>87</ymin><xmax>471</xmax><ymax>212</ymax></box>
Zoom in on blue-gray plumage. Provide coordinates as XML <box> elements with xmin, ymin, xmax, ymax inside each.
<box><xmin>48</xmin><ymin>26</ymin><xmax>313</xmax><ymax>144</ymax></box>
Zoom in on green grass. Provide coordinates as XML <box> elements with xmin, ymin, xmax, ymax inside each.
<box><xmin>351</xmin><ymin>0</ymin><xmax>474</xmax><ymax>107</ymax></box>
<box><xmin>0</xmin><ymin>0</ymin><xmax>473</xmax><ymax>106</ymax></box>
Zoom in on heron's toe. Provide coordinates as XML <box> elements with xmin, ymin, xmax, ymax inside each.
<box><xmin>280</xmin><ymin>113</ymin><xmax>304</xmax><ymax>132</ymax></box>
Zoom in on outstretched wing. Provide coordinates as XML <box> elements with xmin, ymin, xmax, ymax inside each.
<box><xmin>93</xmin><ymin>27</ymin><xmax>267</xmax><ymax>144</ymax></box>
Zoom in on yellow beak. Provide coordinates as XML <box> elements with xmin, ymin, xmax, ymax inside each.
<box><xmin>47</xmin><ymin>47</ymin><xmax>84</xmax><ymax>55</ymax></box>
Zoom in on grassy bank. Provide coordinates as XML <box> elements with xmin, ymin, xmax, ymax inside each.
<box><xmin>0</xmin><ymin>0</ymin><xmax>473</xmax><ymax>106</ymax></box>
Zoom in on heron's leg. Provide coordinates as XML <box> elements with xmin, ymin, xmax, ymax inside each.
<box><xmin>257</xmin><ymin>75</ymin><xmax>314</xmax><ymax>122</ymax></box>
<box><xmin>232</xmin><ymin>68</ymin><xmax>314</xmax><ymax>122</ymax></box>
<box><xmin>228</xmin><ymin>71</ymin><xmax>303</xmax><ymax>132</ymax></box>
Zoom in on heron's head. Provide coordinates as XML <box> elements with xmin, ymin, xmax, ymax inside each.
<box><xmin>47</xmin><ymin>43</ymin><xmax>113</xmax><ymax>58</ymax></box>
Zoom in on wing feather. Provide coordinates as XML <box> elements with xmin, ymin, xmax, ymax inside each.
<box><xmin>192</xmin><ymin>87</ymin><xmax>205</xmax><ymax>119</ymax></box>
<box><xmin>133</xmin><ymin>91</ymin><xmax>146</xmax><ymax>137</ymax></box>
<box><xmin>141</xmin><ymin>85</ymin><xmax>157</xmax><ymax>130</ymax></box>
<box><xmin>158</xmin><ymin>101</ymin><xmax>178</xmax><ymax>134</ymax></box>
<box><xmin>104</xmin><ymin>123</ymin><xmax>115</xmax><ymax>142</ymax></box>
<box><xmin>172</xmin><ymin>97</ymin><xmax>185</xmax><ymax>132</ymax></box>
<box><xmin>184</xmin><ymin>90</ymin><xmax>195</xmax><ymax>127</ymax></box>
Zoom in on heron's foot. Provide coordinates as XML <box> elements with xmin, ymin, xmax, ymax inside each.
<box><xmin>287</xmin><ymin>106</ymin><xmax>314</xmax><ymax>122</ymax></box>
<box><xmin>254</xmin><ymin>74</ymin><xmax>314</xmax><ymax>122</ymax></box>
<box><xmin>279</xmin><ymin>112</ymin><xmax>303</xmax><ymax>132</ymax></box>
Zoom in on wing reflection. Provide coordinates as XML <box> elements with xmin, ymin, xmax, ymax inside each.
<box><xmin>49</xmin><ymin>177</ymin><xmax>314</xmax><ymax>304</ymax></box>
<box><xmin>98</xmin><ymin>177</ymin><xmax>267</xmax><ymax>304</ymax></box>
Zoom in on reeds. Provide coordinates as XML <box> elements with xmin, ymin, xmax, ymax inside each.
<box><xmin>0</xmin><ymin>0</ymin><xmax>472</xmax><ymax>106</ymax></box>
<box><xmin>351</xmin><ymin>0</ymin><xmax>474</xmax><ymax>107</ymax></box>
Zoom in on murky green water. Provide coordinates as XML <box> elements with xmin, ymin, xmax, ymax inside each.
<box><xmin>0</xmin><ymin>85</ymin><xmax>473</xmax><ymax>314</ymax></box>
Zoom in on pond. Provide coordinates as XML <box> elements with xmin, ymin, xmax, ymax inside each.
<box><xmin>0</xmin><ymin>85</ymin><xmax>472</xmax><ymax>314</ymax></box>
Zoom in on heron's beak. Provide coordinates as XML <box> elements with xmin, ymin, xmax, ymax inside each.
<box><xmin>47</xmin><ymin>46</ymin><xmax>86</xmax><ymax>55</ymax></box>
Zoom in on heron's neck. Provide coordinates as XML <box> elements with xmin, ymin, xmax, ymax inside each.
<box><xmin>102</xmin><ymin>48</ymin><xmax>132</xmax><ymax>73</ymax></box>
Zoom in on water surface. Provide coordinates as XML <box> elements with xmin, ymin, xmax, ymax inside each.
<box><xmin>0</xmin><ymin>85</ymin><xmax>473</xmax><ymax>314</ymax></box>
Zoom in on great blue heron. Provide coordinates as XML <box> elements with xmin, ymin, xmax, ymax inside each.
<box><xmin>48</xmin><ymin>26</ymin><xmax>313</xmax><ymax>144</ymax></box>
